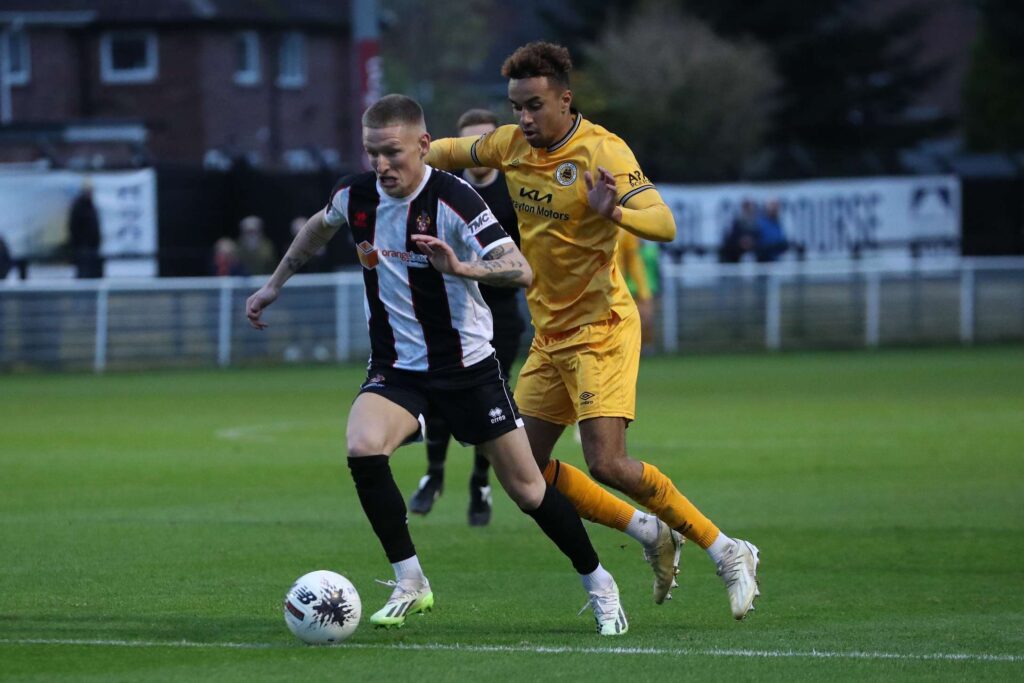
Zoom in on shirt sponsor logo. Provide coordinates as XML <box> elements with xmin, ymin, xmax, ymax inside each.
<box><xmin>627</xmin><ymin>170</ymin><xmax>650</xmax><ymax>188</ymax></box>
<box><xmin>511</xmin><ymin>198</ymin><xmax>571</xmax><ymax>221</ymax></box>
<box><xmin>467</xmin><ymin>209</ymin><xmax>497</xmax><ymax>234</ymax></box>
<box><xmin>357</xmin><ymin>240</ymin><xmax>378</xmax><ymax>269</ymax></box>
<box><xmin>555</xmin><ymin>161</ymin><xmax>578</xmax><ymax>186</ymax></box>
<box><xmin>380</xmin><ymin>249</ymin><xmax>430</xmax><ymax>267</ymax></box>
<box><xmin>519</xmin><ymin>186</ymin><xmax>553</xmax><ymax>204</ymax></box>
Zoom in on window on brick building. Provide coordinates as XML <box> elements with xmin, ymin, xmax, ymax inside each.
<box><xmin>101</xmin><ymin>31</ymin><xmax>158</xmax><ymax>84</ymax></box>
<box><xmin>277</xmin><ymin>32</ymin><xmax>306</xmax><ymax>88</ymax></box>
<box><xmin>234</xmin><ymin>31</ymin><xmax>260</xmax><ymax>85</ymax></box>
<box><xmin>4</xmin><ymin>28</ymin><xmax>30</xmax><ymax>85</ymax></box>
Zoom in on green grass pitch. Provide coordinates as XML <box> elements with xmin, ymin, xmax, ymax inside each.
<box><xmin>2</xmin><ymin>347</ymin><xmax>1023</xmax><ymax>681</ymax></box>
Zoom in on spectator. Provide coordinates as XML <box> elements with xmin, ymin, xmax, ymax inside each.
<box><xmin>290</xmin><ymin>216</ymin><xmax>332</xmax><ymax>273</ymax></box>
<box><xmin>0</xmin><ymin>234</ymin><xmax>11</xmax><ymax>281</ymax></box>
<box><xmin>236</xmin><ymin>216</ymin><xmax>276</xmax><ymax>275</ymax></box>
<box><xmin>211</xmin><ymin>237</ymin><xmax>245</xmax><ymax>276</ymax></box>
<box><xmin>719</xmin><ymin>198</ymin><xmax>758</xmax><ymax>263</ymax></box>
<box><xmin>755</xmin><ymin>199</ymin><xmax>787</xmax><ymax>262</ymax></box>
<box><xmin>68</xmin><ymin>178</ymin><xmax>103</xmax><ymax>278</ymax></box>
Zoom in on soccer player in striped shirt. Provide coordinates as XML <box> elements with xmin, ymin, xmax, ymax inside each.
<box><xmin>246</xmin><ymin>94</ymin><xmax>628</xmax><ymax>635</ymax></box>
<box><xmin>428</xmin><ymin>42</ymin><xmax>761</xmax><ymax>619</ymax></box>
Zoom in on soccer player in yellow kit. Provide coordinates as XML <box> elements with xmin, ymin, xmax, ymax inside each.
<box><xmin>428</xmin><ymin>42</ymin><xmax>760</xmax><ymax>619</ymax></box>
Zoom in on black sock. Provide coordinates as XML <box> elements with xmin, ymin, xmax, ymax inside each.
<box><xmin>523</xmin><ymin>486</ymin><xmax>599</xmax><ymax>575</ymax></box>
<box><xmin>347</xmin><ymin>455</ymin><xmax>416</xmax><ymax>563</ymax></box>
<box><xmin>424</xmin><ymin>415</ymin><xmax>449</xmax><ymax>479</ymax></box>
<box><xmin>470</xmin><ymin>448</ymin><xmax>490</xmax><ymax>486</ymax></box>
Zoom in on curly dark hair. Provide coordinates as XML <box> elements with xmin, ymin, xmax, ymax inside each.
<box><xmin>500</xmin><ymin>41</ymin><xmax>572</xmax><ymax>88</ymax></box>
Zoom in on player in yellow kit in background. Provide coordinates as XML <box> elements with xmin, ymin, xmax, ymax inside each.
<box><xmin>616</xmin><ymin>230</ymin><xmax>655</xmax><ymax>351</ymax></box>
<box><xmin>427</xmin><ymin>42</ymin><xmax>760</xmax><ymax>619</ymax></box>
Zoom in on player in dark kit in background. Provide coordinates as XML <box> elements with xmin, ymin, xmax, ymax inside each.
<box><xmin>408</xmin><ymin>108</ymin><xmax>526</xmax><ymax>526</ymax></box>
<box><xmin>246</xmin><ymin>94</ymin><xmax>628</xmax><ymax>636</ymax></box>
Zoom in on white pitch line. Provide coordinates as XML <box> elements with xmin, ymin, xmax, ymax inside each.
<box><xmin>1</xmin><ymin>639</ymin><xmax>1021</xmax><ymax>663</ymax></box>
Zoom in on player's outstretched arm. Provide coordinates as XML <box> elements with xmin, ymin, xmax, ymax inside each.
<box><xmin>411</xmin><ymin>235</ymin><xmax>532</xmax><ymax>288</ymax></box>
<box><xmin>585</xmin><ymin>166</ymin><xmax>676</xmax><ymax>242</ymax></box>
<box><xmin>246</xmin><ymin>209</ymin><xmax>340</xmax><ymax>330</ymax></box>
<box><xmin>427</xmin><ymin>135</ymin><xmax>499</xmax><ymax>172</ymax></box>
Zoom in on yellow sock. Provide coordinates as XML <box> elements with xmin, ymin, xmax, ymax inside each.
<box><xmin>633</xmin><ymin>462</ymin><xmax>720</xmax><ymax>548</ymax></box>
<box><xmin>542</xmin><ymin>459</ymin><xmax>635</xmax><ymax>531</ymax></box>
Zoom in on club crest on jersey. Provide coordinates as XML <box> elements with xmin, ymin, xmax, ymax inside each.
<box><xmin>415</xmin><ymin>210</ymin><xmax>432</xmax><ymax>233</ymax></box>
<box><xmin>357</xmin><ymin>240</ymin><xmax>379</xmax><ymax>270</ymax></box>
<box><xmin>555</xmin><ymin>161</ymin><xmax>578</xmax><ymax>186</ymax></box>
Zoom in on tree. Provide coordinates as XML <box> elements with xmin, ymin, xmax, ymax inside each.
<box><xmin>574</xmin><ymin>2</ymin><xmax>778</xmax><ymax>180</ymax></box>
<box><xmin>963</xmin><ymin>0</ymin><xmax>1024</xmax><ymax>151</ymax></box>
<box><xmin>713</xmin><ymin>2</ymin><xmax>942</xmax><ymax>149</ymax></box>
<box><xmin>550</xmin><ymin>0</ymin><xmax>946</xmax><ymax>176</ymax></box>
<box><xmin>379</xmin><ymin>0</ymin><xmax>497</xmax><ymax>135</ymax></box>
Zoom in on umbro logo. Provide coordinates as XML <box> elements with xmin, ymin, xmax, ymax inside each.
<box><xmin>579</xmin><ymin>391</ymin><xmax>595</xmax><ymax>406</ymax></box>
<box><xmin>488</xmin><ymin>407</ymin><xmax>506</xmax><ymax>424</ymax></box>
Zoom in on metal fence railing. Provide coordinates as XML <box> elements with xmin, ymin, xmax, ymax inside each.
<box><xmin>2</xmin><ymin>257</ymin><xmax>1023</xmax><ymax>372</ymax></box>
<box><xmin>659</xmin><ymin>257</ymin><xmax>1024</xmax><ymax>353</ymax></box>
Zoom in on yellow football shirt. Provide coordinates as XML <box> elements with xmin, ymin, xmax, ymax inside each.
<box><xmin>428</xmin><ymin>115</ymin><xmax>659</xmax><ymax>334</ymax></box>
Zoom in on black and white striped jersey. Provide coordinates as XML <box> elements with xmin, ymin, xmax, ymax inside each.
<box><xmin>324</xmin><ymin>166</ymin><xmax>514</xmax><ymax>372</ymax></box>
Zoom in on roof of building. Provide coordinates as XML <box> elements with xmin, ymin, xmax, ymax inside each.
<box><xmin>0</xmin><ymin>0</ymin><xmax>348</xmax><ymax>28</ymax></box>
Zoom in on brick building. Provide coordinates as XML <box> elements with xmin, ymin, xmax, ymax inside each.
<box><xmin>0</xmin><ymin>0</ymin><xmax>356</xmax><ymax>169</ymax></box>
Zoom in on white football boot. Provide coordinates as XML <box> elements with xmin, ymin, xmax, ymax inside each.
<box><xmin>715</xmin><ymin>539</ymin><xmax>760</xmax><ymax>619</ymax></box>
<box><xmin>642</xmin><ymin>520</ymin><xmax>684</xmax><ymax>604</ymax></box>
<box><xmin>578</xmin><ymin>579</ymin><xmax>629</xmax><ymax>636</ymax></box>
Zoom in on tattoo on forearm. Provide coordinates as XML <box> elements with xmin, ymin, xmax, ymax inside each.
<box><xmin>483</xmin><ymin>244</ymin><xmax>511</xmax><ymax>261</ymax></box>
<box><xmin>284</xmin><ymin>255</ymin><xmax>306</xmax><ymax>274</ymax></box>
<box><xmin>477</xmin><ymin>247</ymin><xmax>527</xmax><ymax>286</ymax></box>
<box><xmin>483</xmin><ymin>269</ymin><xmax>525</xmax><ymax>285</ymax></box>
<box><xmin>283</xmin><ymin>225</ymin><xmax>333</xmax><ymax>274</ymax></box>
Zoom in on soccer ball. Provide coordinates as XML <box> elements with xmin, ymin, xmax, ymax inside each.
<box><xmin>283</xmin><ymin>570</ymin><xmax>362</xmax><ymax>644</ymax></box>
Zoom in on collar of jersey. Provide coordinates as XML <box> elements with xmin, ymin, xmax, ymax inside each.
<box><xmin>545</xmin><ymin>112</ymin><xmax>581</xmax><ymax>153</ymax></box>
<box><xmin>377</xmin><ymin>165</ymin><xmax>433</xmax><ymax>203</ymax></box>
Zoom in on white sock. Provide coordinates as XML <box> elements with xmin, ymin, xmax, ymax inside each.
<box><xmin>580</xmin><ymin>563</ymin><xmax>614</xmax><ymax>592</ymax></box>
<box><xmin>624</xmin><ymin>510</ymin><xmax>662</xmax><ymax>546</ymax></box>
<box><xmin>392</xmin><ymin>555</ymin><xmax>427</xmax><ymax>585</ymax></box>
<box><xmin>706</xmin><ymin>532</ymin><xmax>735</xmax><ymax>565</ymax></box>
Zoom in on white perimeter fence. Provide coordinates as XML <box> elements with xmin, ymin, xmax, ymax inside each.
<box><xmin>1</xmin><ymin>257</ymin><xmax>1023</xmax><ymax>372</ymax></box>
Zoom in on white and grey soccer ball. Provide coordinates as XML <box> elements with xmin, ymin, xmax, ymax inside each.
<box><xmin>283</xmin><ymin>570</ymin><xmax>362</xmax><ymax>644</ymax></box>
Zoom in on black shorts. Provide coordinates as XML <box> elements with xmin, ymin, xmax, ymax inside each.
<box><xmin>358</xmin><ymin>354</ymin><xmax>523</xmax><ymax>447</ymax></box>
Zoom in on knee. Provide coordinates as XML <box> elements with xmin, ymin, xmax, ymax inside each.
<box><xmin>347</xmin><ymin>427</ymin><xmax>386</xmax><ymax>458</ymax></box>
<box><xmin>588</xmin><ymin>457</ymin><xmax>630</xmax><ymax>489</ymax></box>
<box><xmin>508</xmin><ymin>480</ymin><xmax>545</xmax><ymax>510</ymax></box>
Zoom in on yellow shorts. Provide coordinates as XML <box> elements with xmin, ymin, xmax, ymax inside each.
<box><xmin>514</xmin><ymin>312</ymin><xmax>641</xmax><ymax>425</ymax></box>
